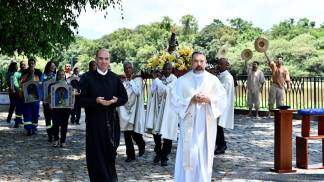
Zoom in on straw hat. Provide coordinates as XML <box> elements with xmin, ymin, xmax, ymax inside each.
<box><xmin>216</xmin><ymin>46</ymin><xmax>228</xmax><ymax>59</ymax></box>
<box><xmin>254</xmin><ymin>37</ymin><xmax>269</xmax><ymax>53</ymax></box>
<box><xmin>241</xmin><ymin>49</ymin><xmax>253</xmax><ymax>61</ymax></box>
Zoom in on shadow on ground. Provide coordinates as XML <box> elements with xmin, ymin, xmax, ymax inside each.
<box><xmin>1</xmin><ymin>113</ymin><xmax>324</xmax><ymax>181</ymax></box>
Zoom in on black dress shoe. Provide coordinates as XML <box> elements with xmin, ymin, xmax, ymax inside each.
<box><xmin>53</xmin><ymin>141</ymin><xmax>60</xmax><ymax>147</ymax></box>
<box><xmin>214</xmin><ymin>149</ymin><xmax>225</xmax><ymax>155</ymax></box>
<box><xmin>153</xmin><ymin>155</ymin><xmax>160</xmax><ymax>163</ymax></box>
<box><xmin>161</xmin><ymin>160</ymin><xmax>168</xmax><ymax>166</ymax></box>
<box><xmin>214</xmin><ymin>145</ymin><xmax>227</xmax><ymax>155</ymax></box>
<box><xmin>125</xmin><ymin>157</ymin><xmax>135</xmax><ymax>162</ymax></box>
<box><xmin>139</xmin><ymin>148</ymin><xmax>145</xmax><ymax>157</ymax></box>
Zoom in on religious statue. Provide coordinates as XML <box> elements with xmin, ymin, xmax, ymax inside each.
<box><xmin>167</xmin><ymin>27</ymin><xmax>179</xmax><ymax>54</ymax></box>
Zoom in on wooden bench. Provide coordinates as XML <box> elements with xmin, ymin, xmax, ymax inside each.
<box><xmin>296</xmin><ymin>109</ymin><xmax>324</xmax><ymax>169</ymax></box>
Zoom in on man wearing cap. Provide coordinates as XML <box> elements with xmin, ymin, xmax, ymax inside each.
<box><xmin>265</xmin><ymin>54</ymin><xmax>291</xmax><ymax>115</ymax></box>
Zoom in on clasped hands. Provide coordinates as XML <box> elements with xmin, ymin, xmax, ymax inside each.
<box><xmin>96</xmin><ymin>96</ymin><xmax>118</xmax><ymax>106</ymax></box>
<box><xmin>192</xmin><ymin>93</ymin><xmax>210</xmax><ymax>104</ymax></box>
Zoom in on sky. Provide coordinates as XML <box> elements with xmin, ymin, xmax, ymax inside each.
<box><xmin>76</xmin><ymin>0</ymin><xmax>324</xmax><ymax>39</ymax></box>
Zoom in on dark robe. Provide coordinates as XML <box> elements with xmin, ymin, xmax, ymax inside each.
<box><xmin>80</xmin><ymin>70</ymin><xmax>127</xmax><ymax>182</ymax></box>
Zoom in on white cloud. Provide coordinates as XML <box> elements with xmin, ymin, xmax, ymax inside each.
<box><xmin>76</xmin><ymin>0</ymin><xmax>324</xmax><ymax>39</ymax></box>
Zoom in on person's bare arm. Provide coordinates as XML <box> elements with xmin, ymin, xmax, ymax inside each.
<box><xmin>244</xmin><ymin>59</ymin><xmax>249</xmax><ymax>74</ymax></box>
<box><xmin>264</xmin><ymin>52</ymin><xmax>275</xmax><ymax>70</ymax></box>
<box><xmin>285</xmin><ymin>68</ymin><xmax>291</xmax><ymax>92</ymax></box>
<box><xmin>264</xmin><ymin>52</ymin><xmax>271</xmax><ymax>64</ymax></box>
<box><xmin>286</xmin><ymin>81</ymin><xmax>291</xmax><ymax>92</ymax></box>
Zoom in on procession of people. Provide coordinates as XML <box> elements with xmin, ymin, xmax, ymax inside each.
<box><xmin>4</xmin><ymin>35</ymin><xmax>291</xmax><ymax>181</ymax></box>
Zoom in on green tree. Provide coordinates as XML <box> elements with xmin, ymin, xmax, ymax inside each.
<box><xmin>0</xmin><ymin>0</ymin><xmax>122</xmax><ymax>58</ymax></box>
<box><xmin>64</xmin><ymin>36</ymin><xmax>100</xmax><ymax>70</ymax></box>
<box><xmin>194</xmin><ymin>19</ymin><xmax>238</xmax><ymax>61</ymax></box>
<box><xmin>270</xmin><ymin>18</ymin><xmax>295</xmax><ymax>39</ymax></box>
<box><xmin>229</xmin><ymin>18</ymin><xmax>262</xmax><ymax>42</ymax></box>
<box><xmin>321</xmin><ymin>23</ymin><xmax>324</xmax><ymax>29</ymax></box>
<box><xmin>270</xmin><ymin>18</ymin><xmax>320</xmax><ymax>40</ymax></box>
<box><xmin>179</xmin><ymin>15</ymin><xmax>198</xmax><ymax>44</ymax></box>
<box><xmin>160</xmin><ymin>16</ymin><xmax>174</xmax><ymax>31</ymax></box>
<box><xmin>32</xmin><ymin>16</ymin><xmax>323</xmax><ymax>77</ymax></box>
<box><xmin>180</xmin><ymin>15</ymin><xmax>198</xmax><ymax>35</ymax></box>
<box><xmin>194</xmin><ymin>19</ymin><xmax>225</xmax><ymax>48</ymax></box>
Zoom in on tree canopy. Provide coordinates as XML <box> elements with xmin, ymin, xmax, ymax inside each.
<box><xmin>0</xmin><ymin>0</ymin><xmax>122</xmax><ymax>57</ymax></box>
<box><xmin>0</xmin><ymin>14</ymin><xmax>323</xmax><ymax>77</ymax></box>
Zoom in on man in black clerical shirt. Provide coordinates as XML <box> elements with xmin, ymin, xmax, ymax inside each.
<box><xmin>80</xmin><ymin>48</ymin><xmax>128</xmax><ymax>182</ymax></box>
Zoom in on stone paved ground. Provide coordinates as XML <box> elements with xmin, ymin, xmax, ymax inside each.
<box><xmin>1</xmin><ymin>110</ymin><xmax>324</xmax><ymax>181</ymax></box>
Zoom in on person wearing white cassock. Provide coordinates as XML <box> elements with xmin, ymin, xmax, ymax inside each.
<box><xmin>172</xmin><ymin>52</ymin><xmax>227</xmax><ymax>182</ymax></box>
<box><xmin>145</xmin><ymin>70</ymin><xmax>162</xmax><ymax>134</ymax></box>
<box><xmin>146</xmin><ymin>62</ymin><xmax>177</xmax><ymax>166</ymax></box>
<box><xmin>117</xmin><ymin>62</ymin><xmax>146</xmax><ymax>162</ymax></box>
<box><xmin>214</xmin><ymin>58</ymin><xmax>235</xmax><ymax>155</ymax></box>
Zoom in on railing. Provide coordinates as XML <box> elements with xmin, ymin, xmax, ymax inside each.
<box><xmin>0</xmin><ymin>73</ymin><xmax>6</xmax><ymax>92</ymax></box>
<box><xmin>142</xmin><ymin>75</ymin><xmax>324</xmax><ymax>110</ymax></box>
<box><xmin>235</xmin><ymin>75</ymin><xmax>324</xmax><ymax>110</ymax></box>
<box><xmin>1</xmin><ymin>72</ymin><xmax>323</xmax><ymax>110</ymax></box>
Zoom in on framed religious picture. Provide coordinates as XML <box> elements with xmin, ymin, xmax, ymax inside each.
<box><xmin>43</xmin><ymin>79</ymin><xmax>56</xmax><ymax>103</ymax></box>
<box><xmin>50</xmin><ymin>83</ymin><xmax>74</xmax><ymax>109</ymax></box>
<box><xmin>22</xmin><ymin>80</ymin><xmax>42</xmax><ymax>103</ymax></box>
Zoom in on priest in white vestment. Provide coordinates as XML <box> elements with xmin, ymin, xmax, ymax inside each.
<box><xmin>172</xmin><ymin>52</ymin><xmax>227</xmax><ymax>182</ymax></box>
<box><xmin>146</xmin><ymin>62</ymin><xmax>177</xmax><ymax>166</ymax></box>
<box><xmin>117</xmin><ymin>62</ymin><xmax>146</xmax><ymax>162</ymax></box>
<box><xmin>214</xmin><ymin>58</ymin><xmax>235</xmax><ymax>155</ymax></box>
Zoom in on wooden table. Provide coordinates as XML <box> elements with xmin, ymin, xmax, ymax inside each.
<box><xmin>270</xmin><ymin>109</ymin><xmax>297</xmax><ymax>173</ymax></box>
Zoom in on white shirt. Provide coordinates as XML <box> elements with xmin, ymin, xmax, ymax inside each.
<box><xmin>97</xmin><ymin>68</ymin><xmax>108</xmax><ymax>75</ymax></box>
<box><xmin>247</xmin><ymin>68</ymin><xmax>265</xmax><ymax>93</ymax></box>
<box><xmin>217</xmin><ymin>70</ymin><xmax>235</xmax><ymax>129</ymax></box>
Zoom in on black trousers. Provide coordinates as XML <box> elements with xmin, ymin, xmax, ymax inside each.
<box><xmin>124</xmin><ymin>131</ymin><xmax>145</xmax><ymax>158</ymax></box>
<box><xmin>53</xmin><ymin>109</ymin><xmax>70</xmax><ymax>143</ymax></box>
<box><xmin>43</xmin><ymin>103</ymin><xmax>53</xmax><ymax>140</ymax></box>
<box><xmin>216</xmin><ymin>125</ymin><xmax>227</xmax><ymax>148</ymax></box>
<box><xmin>153</xmin><ymin>134</ymin><xmax>172</xmax><ymax>161</ymax></box>
<box><xmin>7</xmin><ymin>92</ymin><xmax>16</xmax><ymax>122</ymax></box>
<box><xmin>71</xmin><ymin>96</ymin><xmax>81</xmax><ymax>124</ymax></box>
